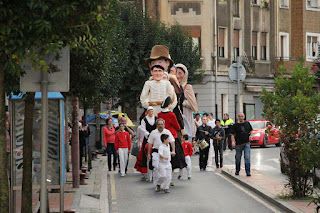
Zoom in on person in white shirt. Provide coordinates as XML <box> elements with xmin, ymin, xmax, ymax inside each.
<box><xmin>207</xmin><ymin>113</ymin><xmax>216</xmax><ymax>167</ymax></box>
<box><xmin>147</xmin><ymin>119</ymin><xmax>175</xmax><ymax>190</ymax></box>
<box><xmin>157</xmin><ymin>134</ymin><xmax>173</xmax><ymax>193</ymax></box>
<box><xmin>194</xmin><ymin>113</ymin><xmax>202</xmax><ymax>128</ymax></box>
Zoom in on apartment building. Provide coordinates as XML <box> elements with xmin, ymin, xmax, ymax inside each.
<box><xmin>276</xmin><ymin>0</ymin><xmax>320</xmax><ymax>75</ymax></box>
<box><xmin>142</xmin><ymin>0</ymin><xmax>320</xmax><ymax>120</ymax></box>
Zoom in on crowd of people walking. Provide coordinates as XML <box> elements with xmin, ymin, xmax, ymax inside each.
<box><xmin>98</xmin><ymin>45</ymin><xmax>254</xmax><ymax>194</ymax></box>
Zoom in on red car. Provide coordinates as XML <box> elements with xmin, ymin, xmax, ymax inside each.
<box><xmin>248</xmin><ymin>120</ymin><xmax>280</xmax><ymax>147</ymax></box>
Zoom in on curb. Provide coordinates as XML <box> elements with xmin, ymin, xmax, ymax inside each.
<box><xmin>221</xmin><ymin>169</ymin><xmax>304</xmax><ymax>213</ymax></box>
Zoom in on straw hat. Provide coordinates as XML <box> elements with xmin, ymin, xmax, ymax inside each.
<box><xmin>145</xmin><ymin>45</ymin><xmax>174</xmax><ymax>68</ymax></box>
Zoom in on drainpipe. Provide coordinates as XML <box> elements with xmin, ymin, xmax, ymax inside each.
<box><xmin>214</xmin><ymin>0</ymin><xmax>218</xmax><ymax>119</ymax></box>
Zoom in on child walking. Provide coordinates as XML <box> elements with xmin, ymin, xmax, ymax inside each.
<box><xmin>115</xmin><ymin>123</ymin><xmax>131</xmax><ymax>177</ymax></box>
<box><xmin>156</xmin><ymin>134</ymin><xmax>173</xmax><ymax>193</ymax></box>
<box><xmin>178</xmin><ymin>135</ymin><xmax>193</xmax><ymax>180</ymax></box>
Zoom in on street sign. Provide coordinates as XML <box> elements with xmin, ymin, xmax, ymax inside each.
<box><xmin>20</xmin><ymin>48</ymin><xmax>70</xmax><ymax>92</ymax></box>
<box><xmin>228</xmin><ymin>63</ymin><xmax>246</xmax><ymax>82</ymax></box>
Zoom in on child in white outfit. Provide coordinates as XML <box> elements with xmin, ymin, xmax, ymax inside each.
<box><xmin>156</xmin><ymin>134</ymin><xmax>172</xmax><ymax>193</ymax></box>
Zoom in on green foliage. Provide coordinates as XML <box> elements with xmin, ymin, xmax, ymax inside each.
<box><xmin>261</xmin><ymin>61</ymin><xmax>320</xmax><ymax>198</ymax></box>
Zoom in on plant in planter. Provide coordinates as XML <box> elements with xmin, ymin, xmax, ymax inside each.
<box><xmin>261</xmin><ymin>0</ymin><xmax>269</xmax><ymax>8</ymax></box>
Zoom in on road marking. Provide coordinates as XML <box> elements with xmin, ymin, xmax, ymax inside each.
<box><xmin>110</xmin><ymin>173</ymin><xmax>117</xmax><ymax>201</ymax></box>
<box><xmin>216</xmin><ymin>173</ymin><xmax>281</xmax><ymax>213</ymax></box>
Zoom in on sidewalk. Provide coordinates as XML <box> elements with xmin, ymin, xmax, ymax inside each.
<box><xmin>221</xmin><ymin>166</ymin><xmax>319</xmax><ymax>213</ymax></box>
<box><xmin>70</xmin><ymin>155</ymin><xmax>109</xmax><ymax>213</ymax></box>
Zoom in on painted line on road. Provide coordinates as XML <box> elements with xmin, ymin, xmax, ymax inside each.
<box><xmin>110</xmin><ymin>173</ymin><xmax>117</xmax><ymax>200</ymax></box>
<box><xmin>216</xmin><ymin>173</ymin><xmax>281</xmax><ymax>213</ymax></box>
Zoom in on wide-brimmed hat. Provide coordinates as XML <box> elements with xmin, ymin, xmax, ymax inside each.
<box><xmin>145</xmin><ymin>45</ymin><xmax>174</xmax><ymax>68</ymax></box>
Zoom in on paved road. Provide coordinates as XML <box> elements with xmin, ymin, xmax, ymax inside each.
<box><xmin>223</xmin><ymin>145</ymin><xmax>287</xmax><ymax>182</ymax></box>
<box><xmin>108</xmin><ymin>148</ymin><xmax>284</xmax><ymax>213</ymax></box>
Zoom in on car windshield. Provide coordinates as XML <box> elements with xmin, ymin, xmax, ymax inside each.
<box><xmin>249</xmin><ymin>121</ymin><xmax>265</xmax><ymax>129</ymax></box>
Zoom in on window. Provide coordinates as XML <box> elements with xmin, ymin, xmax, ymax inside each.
<box><xmin>280</xmin><ymin>0</ymin><xmax>289</xmax><ymax>8</ymax></box>
<box><xmin>219</xmin><ymin>28</ymin><xmax>227</xmax><ymax>58</ymax></box>
<box><xmin>261</xmin><ymin>32</ymin><xmax>267</xmax><ymax>60</ymax></box>
<box><xmin>279</xmin><ymin>32</ymin><xmax>290</xmax><ymax>60</ymax></box>
<box><xmin>307</xmin><ymin>0</ymin><xmax>320</xmax><ymax>10</ymax></box>
<box><xmin>233</xmin><ymin>30</ymin><xmax>240</xmax><ymax>61</ymax></box>
<box><xmin>252</xmin><ymin>0</ymin><xmax>258</xmax><ymax>4</ymax></box>
<box><xmin>183</xmin><ymin>26</ymin><xmax>201</xmax><ymax>51</ymax></box>
<box><xmin>252</xmin><ymin>32</ymin><xmax>258</xmax><ymax>60</ymax></box>
<box><xmin>233</xmin><ymin>0</ymin><xmax>240</xmax><ymax>17</ymax></box>
<box><xmin>306</xmin><ymin>33</ymin><xmax>320</xmax><ymax>61</ymax></box>
<box><xmin>244</xmin><ymin>104</ymin><xmax>255</xmax><ymax>120</ymax></box>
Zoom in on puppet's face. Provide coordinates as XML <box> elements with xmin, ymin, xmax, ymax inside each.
<box><xmin>150</xmin><ymin>58</ymin><xmax>170</xmax><ymax>71</ymax></box>
<box><xmin>170</xmin><ymin>66</ymin><xmax>177</xmax><ymax>75</ymax></box>
<box><xmin>177</xmin><ymin>68</ymin><xmax>185</xmax><ymax>83</ymax></box>
<box><xmin>151</xmin><ymin>67</ymin><xmax>164</xmax><ymax>81</ymax></box>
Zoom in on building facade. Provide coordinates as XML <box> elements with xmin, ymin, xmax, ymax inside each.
<box><xmin>142</xmin><ymin>0</ymin><xmax>320</xmax><ymax>121</ymax></box>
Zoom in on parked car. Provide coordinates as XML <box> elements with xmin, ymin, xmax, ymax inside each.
<box><xmin>248</xmin><ymin>120</ymin><xmax>280</xmax><ymax>147</ymax></box>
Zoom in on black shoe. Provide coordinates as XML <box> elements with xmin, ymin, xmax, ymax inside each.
<box><xmin>220</xmin><ymin>164</ymin><xmax>223</xmax><ymax>168</ymax></box>
<box><xmin>246</xmin><ymin>173</ymin><xmax>251</xmax><ymax>176</ymax></box>
<box><xmin>235</xmin><ymin>171</ymin><xmax>239</xmax><ymax>175</ymax></box>
<box><xmin>203</xmin><ymin>168</ymin><xmax>206</xmax><ymax>171</ymax></box>
<box><xmin>188</xmin><ymin>177</ymin><xmax>191</xmax><ymax>180</ymax></box>
<box><xmin>178</xmin><ymin>175</ymin><xmax>181</xmax><ymax>179</ymax></box>
<box><xmin>216</xmin><ymin>164</ymin><xmax>219</xmax><ymax>168</ymax></box>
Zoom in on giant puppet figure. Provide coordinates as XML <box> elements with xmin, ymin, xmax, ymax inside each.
<box><xmin>140</xmin><ymin>45</ymin><xmax>177</xmax><ymax>116</ymax></box>
<box><xmin>141</xmin><ymin>45</ymin><xmax>185</xmax><ymax>133</ymax></box>
<box><xmin>175</xmin><ymin>64</ymin><xmax>198</xmax><ymax>141</ymax></box>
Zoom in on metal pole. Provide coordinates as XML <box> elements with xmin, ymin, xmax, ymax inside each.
<box><xmin>60</xmin><ymin>100</ymin><xmax>64</xmax><ymax>213</ymax></box>
<box><xmin>237</xmin><ymin>57</ymin><xmax>241</xmax><ymax>117</ymax></box>
<box><xmin>40</xmin><ymin>70</ymin><xmax>48</xmax><ymax>212</ymax></box>
<box><xmin>84</xmin><ymin>105</ymin><xmax>87</xmax><ymax>162</ymax></box>
<box><xmin>214</xmin><ymin>0</ymin><xmax>218</xmax><ymax>119</ymax></box>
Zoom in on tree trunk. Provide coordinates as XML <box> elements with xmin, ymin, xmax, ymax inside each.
<box><xmin>94</xmin><ymin>106</ymin><xmax>101</xmax><ymax>150</ymax></box>
<box><xmin>21</xmin><ymin>92</ymin><xmax>35</xmax><ymax>213</ymax></box>
<box><xmin>71</xmin><ymin>96</ymin><xmax>79</xmax><ymax>188</ymax></box>
<box><xmin>0</xmin><ymin>58</ymin><xmax>9</xmax><ymax>213</ymax></box>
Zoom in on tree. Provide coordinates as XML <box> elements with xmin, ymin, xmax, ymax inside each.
<box><xmin>261</xmin><ymin>61</ymin><xmax>320</xmax><ymax>198</ymax></box>
<box><xmin>1</xmin><ymin>0</ymin><xmax>107</xmax><ymax>211</ymax></box>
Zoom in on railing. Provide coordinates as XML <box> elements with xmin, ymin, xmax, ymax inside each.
<box><xmin>275</xmin><ymin>57</ymin><xmax>301</xmax><ymax>61</ymax></box>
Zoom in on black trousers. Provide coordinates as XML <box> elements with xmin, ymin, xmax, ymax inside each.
<box><xmin>106</xmin><ymin>143</ymin><xmax>117</xmax><ymax>170</ymax></box>
<box><xmin>223</xmin><ymin>134</ymin><xmax>232</xmax><ymax>150</ymax></box>
<box><xmin>80</xmin><ymin>145</ymin><xmax>84</xmax><ymax>167</ymax></box>
<box><xmin>199</xmin><ymin>146</ymin><xmax>209</xmax><ymax>169</ymax></box>
<box><xmin>213</xmin><ymin>140</ymin><xmax>223</xmax><ymax>166</ymax></box>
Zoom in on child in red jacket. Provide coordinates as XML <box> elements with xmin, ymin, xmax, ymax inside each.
<box><xmin>115</xmin><ymin>123</ymin><xmax>131</xmax><ymax>177</ymax></box>
<box><xmin>179</xmin><ymin>135</ymin><xmax>193</xmax><ymax>180</ymax></box>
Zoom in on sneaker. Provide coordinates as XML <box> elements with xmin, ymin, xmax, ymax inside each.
<box><xmin>188</xmin><ymin>177</ymin><xmax>191</xmax><ymax>180</ymax></box>
<box><xmin>141</xmin><ymin>176</ymin><xmax>146</xmax><ymax>181</ymax></box>
<box><xmin>220</xmin><ymin>164</ymin><xmax>223</xmax><ymax>168</ymax></box>
<box><xmin>200</xmin><ymin>168</ymin><xmax>203</xmax><ymax>171</ymax></box>
<box><xmin>235</xmin><ymin>172</ymin><xmax>239</xmax><ymax>176</ymax></box>
<box><xmin>203</xmin><ymin>168</ymin><xmax>206</xmax><ymax>171</ymax></box>
<box><xmin>120</xmin><ymin>174</ymin><xmax>125</xmax><ymax>177</ymax></box>
<box><xmin>178</xmin><ymin>175</ymin><xmax>181</xmax><ymax>180</ymax></box>
<box><xmin>163</xmin><ymin>189</ymin><xmax>170</xmax><ymax>193</ymax></box>
<box><xmin>246</xmin><ymin>173</ymin><xmax>251</xmax><ymax>177</ymax></box>
<box><xmin>216</xmin><ymin>164</ymin><xmax>219</xmax><ymax>168</ymax></box>
<box><xmin>156</xmin><ymin>185</ymin><xmax>161</xmax><ymax>192</ymax></box>
<box><xmin>170</xmin><ymin>182</ymin><xmax>175</xmax><ymax>186</ymax></box>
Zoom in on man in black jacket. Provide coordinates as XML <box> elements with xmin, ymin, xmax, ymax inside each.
<box><xmin>195</xmin><ymin>116</ymin><xmax>213</xmax><ymax>171</ymax></box>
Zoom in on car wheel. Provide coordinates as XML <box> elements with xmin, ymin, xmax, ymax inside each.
<box><xmin>260</xmin><ymin>135</ymin><xmax>268</xmax><ymax>148</ymax></box>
